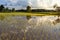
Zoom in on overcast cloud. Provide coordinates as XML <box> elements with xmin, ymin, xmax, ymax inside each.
<box><xmin>0</xmin><ymin>0</ymin><xmax>60</xmax><ymax>9</ymax></box>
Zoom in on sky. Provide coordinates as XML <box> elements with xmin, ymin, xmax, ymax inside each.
<box><xmin>0</xmin><ymin>0</ymin><xmax>60</xmax><ymax>10</ymax></box>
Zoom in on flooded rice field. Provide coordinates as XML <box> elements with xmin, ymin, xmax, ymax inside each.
<box><xmin>0</xmin><ymin>16</ymin><xmax>60</xmax><ymax>40</ymax></box>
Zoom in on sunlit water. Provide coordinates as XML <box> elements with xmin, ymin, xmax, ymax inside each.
<box><xmin>0</xmin><ymin>16</ymin><xmax>60</xmax><ymax>40</ymax></box>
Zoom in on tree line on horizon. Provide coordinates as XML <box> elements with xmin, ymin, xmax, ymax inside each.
<box><xmin>0</xmin><ymin>5</ymin><xmax>31</xmax><ymax>12</ymax></box>
<box><xmin>0</xmin><ymin>5</ymin><xmax>16</xmax><ymax>12</ymax></box>
<box><xmin>0</xmin><ymin>4</ymin><xmax>60</xmax><ymax>12</ymax></box>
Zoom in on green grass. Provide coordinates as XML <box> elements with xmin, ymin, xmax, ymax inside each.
<box><xmin>0</xmin><ymin>12</ymin><xmax>59</xmax><ymax>16</ymax></box>
<box><xmin>0</xmin><ymin>12</ymin><xmax>59</xmax><ymax>19</ymax></box>
<box><xmin>0</xmin><ymin>12</ymin><xmax>59</xmax><ymax>20</ymax></box>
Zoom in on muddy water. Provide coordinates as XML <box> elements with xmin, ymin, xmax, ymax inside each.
<box><xmin>0</xmin><ymin>16</ymin><xmax>60</xmax><ymax>40</ymax></box>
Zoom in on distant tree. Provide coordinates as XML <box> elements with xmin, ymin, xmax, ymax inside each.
<box><xmin>0</xmin><ymin>5</ymin><xmax>4</xmax><ymax>12</ymax></box>
<box><xmin>6</xmin><ymin>7</ymin><xmax>9</xmax><ymax>10</ymax></box>
<box><xmin>53</xmin><ymin>4</ymin><xmax>57</xmax><ymax>8</ymax></box>
<box><xmin>2</xmin><ymin>7</ymin><xmax>10</xmax><ymax>12</ymax></box>
<box><xmin>53</xmin><ymin>4</ymin><xmax>60</xmax><ymax>12</ymax></box>
<box><xmin>26</xmin><ymin>6</ymin><xmax>31</xmax><ymax>12</ymax></box>
<box><xmin>12</xmin><ymin>8</ymin><xmax>15</xmax><ymax>12</ymax></box>
<box><xmin>53</xmin><ymin>4</ymin><xmax>60</xmax><ymax>17</ymax></box>
<box><xmin>5</xmin><ymin>7</ymin><xmax>9</xmax><ymax>12</ymax></box>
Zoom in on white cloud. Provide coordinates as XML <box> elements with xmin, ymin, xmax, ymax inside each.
<box><xmin>33</xmin><ymin>0</ymin><xmax>60</xmax><ymax>9</ymax></box>
<box><xmin>4</xmin><ymin>0</ymin><xmax>60</xmax><ymax>9</ymax></box>
<box><xmin>9</xmin><ymin>0</ymin><xmax>18</xmax><ymax>3</ymax></box>
<box><xmin>28</xmin><ymin>0</ymin><xmax>32</xmax><ymax>6</ymax></box>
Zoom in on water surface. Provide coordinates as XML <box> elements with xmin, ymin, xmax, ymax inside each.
<box><xmin>0</xmin><ymin>16</ymin><xmax>60</xmax><ymax>40</ymax></box>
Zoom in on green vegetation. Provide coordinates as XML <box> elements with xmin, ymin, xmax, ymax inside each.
<box><xmin>26</xmin><ymin>6</ymin><xmax>31</xmax><ymax>12</ymax></box>
<box><xmin>12</xmin><ymin>8</ymin><xmax>15</xmax><ymax>12</ymax></box>
<box><xmin>0</xmin><ymin>5</ymin><xmax>4</xmax><ymax>12</ymax></box>
<box><xmin>0</xmin><ymin>12</ymin><xmax>59</xmax><ymax>16</ymax></box>
<box><xmin>0</xmin><ymin>12</ymin><xmax>59</xmax><ymax>20</ymax></box>
<box><xmin>0</xmin><ymin>5</ymin><xmax>16</xmax><ymax>12</ymax></box>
